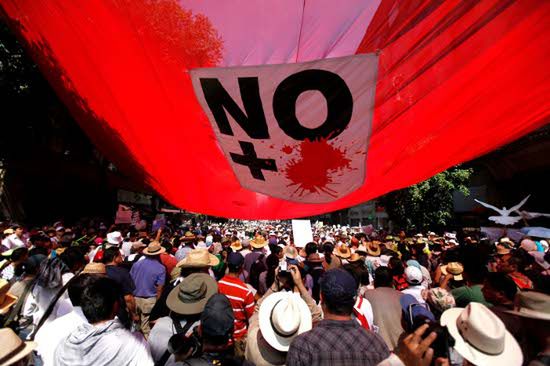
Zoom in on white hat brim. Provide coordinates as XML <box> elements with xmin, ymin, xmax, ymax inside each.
<box><xmin>259</xmin><ymin>292</ymin><xmax>312</xmax><ymax>352</ymax></box>
<box><xmin>441</xmin><ymin>308</ymin><xmax>523</xmax><ymax>366</ymax></box>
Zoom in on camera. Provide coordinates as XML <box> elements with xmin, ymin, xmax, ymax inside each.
<box><xmin>167</xmin><ymin>326</ymin><xmax>202</xmax><ymax>359</ymax></box>
<box><xmin>279</xmin><ymin>260</ymin><xmax>288</xmax><ymax>272</ymax></box>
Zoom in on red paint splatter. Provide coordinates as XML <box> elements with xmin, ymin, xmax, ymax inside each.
<box><xmin>282</xmin><ymin>145</ymin><xmax>293</xmax><ymax>154</ymax></box>
<box><xmin>284</xmin><ymin>138</ymin><xmax>353</xmax><ymax>197</ymax></box>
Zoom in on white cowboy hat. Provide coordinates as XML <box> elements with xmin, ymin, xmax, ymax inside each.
<box><xmin>259</xmin><ymin>292</ymin><xmax>312</xmax><ymax>352</ymax></box>
<box><xmin>106</xmin><ymin>231</ymin><xmax>123</xmax><ymax>246</ymax></box>
<box><xmin>441</xmin><ymin>302</ymin><xmax>523</xmax><ymax>366</ymax></box>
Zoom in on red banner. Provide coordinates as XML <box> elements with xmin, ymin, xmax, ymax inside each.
<box><xmin>1</xmin><ymin>0</ymin><xmax>548</xmax><ymax>218</ymax></box>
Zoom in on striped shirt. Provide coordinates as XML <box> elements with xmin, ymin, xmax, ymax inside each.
<box><xmin>218</xmin><ymin>275</ymin><xmax>255</xmax><ymax>339</ymax></box>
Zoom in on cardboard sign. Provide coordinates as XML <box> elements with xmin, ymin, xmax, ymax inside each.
<box><xmin>115</xmin><ymin>204</ymin><xmax>133</xmax><ymax>224</ymax></box>
<box><xmin>292</xmin><ymin>219</ymin><xmax>313</xmax><ymax>248</ymax></box>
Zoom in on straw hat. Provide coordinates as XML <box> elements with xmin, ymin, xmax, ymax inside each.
<box><xmin>283</xmin><ymin>246</ymin><xmax>298</xmax><ymax>259</ymax></box>
<box><xmin>441</xmin><ymin>302</ymin><xmax>523</xmax><ymax>366</ymax></box>
<box><xmin>347</xmin><ymin>253</ymin><xmax>363</xmax><ymax>263</ymax></box>
<box><xmin>230</xmin><ymin>240</ymin><xmax>243</xmax><ymax>252</ymax></box>
<box><xmin>167</xmin><ymin>273</ymin><xmax>218</xmax><ymax>315</ymax></box>
<box><xmin>505</xmin><ymin>291</ymin><xmax>550</xmax><ymax>320</ymax></box>
<box><xmin>0</xmin><ymin>328</ymin><xmax>36</xmax><ymax>366</ymax></box>
<box><xmin>367</xmin><ymin>241</ymin><xmax>381</xmax><ymax>257</ymax></box>
<box><xmin>441</xmin><ymin>262</ymin><xmax>464</xmax><ymax>281</ymax></box>
<box><xmin>333</xmin><ymin>244</ymin><xmax>351</xmax><ymax>259</ymax></box>
<box><xmin>143</xmin><ymin>241</ymin><xmax>166</xmax><ymax>256</ymax></box>
<box><xmin>181</xmin><ymin>231</ymin><xmax>196</xmax><ymax>242</ymax></box>
<box><xmin>258</xmin><ymin>292</ymin><xmax>312</xmax><ymax>352</ymax></box>
<box><xmin>177</xmin><ymin>249</ymin><xmax>219</xmax><ymax>268</ymax></box>
<box><xmin>81</xmin><ymin>262</ymin><xmax>107</xmax><ymax>275</ymax></box>
<box><xmin>250</xmin><ymin>235</ymin><xmax>267</xmax><ymax>249</ymax></box>
<box><xmin>0</xmin><ymin>279</ymin><xmax>17</xmax><ymax>315</ymax></box>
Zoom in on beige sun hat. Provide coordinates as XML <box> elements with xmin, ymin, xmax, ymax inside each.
<box><xmin>258</xmin><ymin>291</ymin><xmax>312</xmax><ymax>352</ymax></box>
<box><xmin>250</xmin><ymin>235</ymin><xmax>267</xmax><ymax>249</ymax></box>
<box><xmin>333</xmin><ymin>244</ymin><xmax>351</xmax><ymax>259</ymax></box>
<box><xmin>81</xmin><ymin>262</ymin><xmax>107</xmax><ymax>275</ymax></box>
<box><xmin>177</xmin><ymin>248</ymin><xmax>219</xmax><ymax>268</ymax></box>
<box><xmin>441</xmin><ymin>302</ymin><xmax>523</xmax><ymax>366</ymax></box>
<box><xmin>230</xmin><ymin>240</ymin><xmax>243</xmax><ymax>251</ymax></box>
<box><xmin>142</xmin><ymin>241</ymin><xmax>166</xmax><ymax>256</ymax></box>
<box><xmin>0</xmin><ymin>328</ymin><xmax>37</xmax><ymax>366</ymax></box>
<box><xmin>505</xmin><ymin>291</ymin><xmax>550</xmax><ymax>321</ymax></box>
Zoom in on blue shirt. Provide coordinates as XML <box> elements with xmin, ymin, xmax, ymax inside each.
<box><xmin>130</xmin><ymin>257</ymin><xmax>166</xmax><ymax>298</ymax></box>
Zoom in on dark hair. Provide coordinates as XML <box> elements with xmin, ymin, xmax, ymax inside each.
<box><xmin>68</xmin><ymin>274</ymin><xmax>100</xmax><ymax>306</ymax></box>
<box><xmin>305</xmin><ymin>242</ymin><xmax>318</xmax><ymax>256</ymax></box>
<box><xmin>59</xmin><ymin>247</ymin><xmax>86</xmax><ymax>271</ymax></box>
<box><xmin>102</xmin><ymin>247</ymin><xmax>121</xmax><ymax>264</ymax></box>
<box><xmin>344</xmin><ymin>262</ymin><xmax>370</xmax><ymax>287</ymax></box>
<box><xmin>265</xmin><ymin>254</ymin><xmax>279</xmax><ymax>291</ymax></box>
<box><xmin>374</xmin><ymin>267</ymin><xmax>393</xmax><ymax>288</ymax></box>
<box><xmin>389</xmin><ymin>257</ymin><xmax>405</xmax><ymax>276</ymax></box>
<box><xmin>80</xmin><ymin>276</ymin><xmax>121</xmax><ymax>323</ymax></box>
<box><xmin>320</xmin><ymin>269</ymin><xmax>356</xmax><ymax>316</ymax></box>
<box><xmin>485</xmin><ymin>272</ymin><xmax>517</xmax><ymax>301</ymax></box>
<box><xmin>11</xmin><ymin>247</ymin><xmax>28</xmax><ymax>262</ymax></box>
<box><xmin>29</xmin><ymin>246</ymin><xmax>48</xmax><ymax>257</ymax></box>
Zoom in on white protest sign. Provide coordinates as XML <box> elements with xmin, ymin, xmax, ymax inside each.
<box><xmin>292</xmin><ymin>219</ymin><xmax>313</xmax><ymax>248</ymax></box>
<box><xmin>191</xmin><ymin>54</ymin><xmax>378</xmax><ymax>203</ymax></box>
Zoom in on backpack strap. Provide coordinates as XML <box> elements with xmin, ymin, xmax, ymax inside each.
<box><xmin>29</xmin><ymin>272</ymin><xmax>80</xmax><ymax>340</ymax></box>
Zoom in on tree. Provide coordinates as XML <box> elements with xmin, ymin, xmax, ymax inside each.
<box><xmin>380</xmin><ymin>167</ymin><xmax>473</xmax><ymax>232</ymax></box>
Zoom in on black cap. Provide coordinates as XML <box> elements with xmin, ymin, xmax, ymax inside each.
<box><xmin>200</xmin><ymin>294</ymin><xmax>234</xmax><ymax>342</ymax></box>
<box><xmin>227</xmin><ymin>252</ymin><xmax>244</xmax><ymax>268</ymax></box>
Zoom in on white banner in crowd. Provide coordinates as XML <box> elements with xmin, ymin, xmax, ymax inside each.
<box><xmin>291</xmin><ymin>219</ymin><xmax>314</xmax><ymax>248</ymax></box>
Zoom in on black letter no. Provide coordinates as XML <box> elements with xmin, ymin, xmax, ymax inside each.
<box><xmin>272</xmin><ymin>69</ymin><xmax>353</xmax><ymax>141</ymax></box>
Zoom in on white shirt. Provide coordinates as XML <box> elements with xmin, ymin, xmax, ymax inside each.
<box><xmin>401</xmin><ymin>285</ymin><xmax>426</xmax><ymax>304</ymax></box>
<box><xmin>3</xmin><ymin>234</ymin><xmax>25</xmax><ymax>249</ymax></box>
<box><xmin>148</xmin><ymin>316</ymin><xmax>200</xmax><ymax>363</ymax></box>
<box><xmin>35</xmin><ymin>306</ymin><xmax>88</xmax><ymax>366</ymax></box>
<box><xmin>121</xmin><ymin>241</ymin><xmax>133</xmax><ymax>258</ymax></box>
<box><xmin>353</xmin><ymin>296</ymin><xmax>374</xmax><ymax>329</ymax></box>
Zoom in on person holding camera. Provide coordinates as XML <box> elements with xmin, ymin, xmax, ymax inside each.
<box><xmin>244</xmin><ymin>262</ymin><xmax>321</xmax><ymax>366</ymax></box>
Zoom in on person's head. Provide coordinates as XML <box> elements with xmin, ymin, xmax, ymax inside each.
<box><xmin>59</xmin><ymin>246</ymin><xmax>86</xmax><ymax>273</ymax></box>
<box><xmin>80</xmin><ymin>276</ymin><xmax>121</xmax><ymax>324</ymax></box>
<box><xmin>102</xmin><ymin>247</ymin><xmax>122</xmax><ymax>265</ymax></box>
<box><xmin>344</xmin><ymin>262</ymin><xmax>370</xmax><ymax>288</ymax></box>
<box><xmin>319</xmin><ymin>269</ymin><xmax>357</xmax><ymax>317</ymax></box>
<box><xmin>68</xmin><ymin>274</ymin><xmax>100</xmax><ymax>307</ymax></box>
<box><xmin>497</xmin><ymin>254</ymin><xmax>525</xmax><ymax>274</ymax></box>
<box><xmin>200</xmin><ymin>294</ymin><xmax>234</xmax><ymax>348</ymax></box>
<box><xmin>374</xmin><ymin>266</ymin><xmax>393</xmax><ymax>288</ymax></box>
<box><xmin>388</xmin><ymin>257</ymin><xmax>405</xmax><ymax>276</ymax></box>
<box><xmin>13</xmin><ymin>225</ymin><xmax>23</xmax><ymax>237</ymax></box>
<box><xmin>10</xmin><ymin>247</ymin><xmax>28</xmax><ymax>264</ymax></box>
<box><xmin>304</xmin><ymin>242</ymin><xmax>318</xmax><ymax>256</ymax></box>
<box><xmin>482</xmin><ymin>272</ymin><xmax>517</xmax><ymax>305</ymax></box>
<box><xmin>227</xmin><ymin>252</ymin><xmax>244</xmax><ymax>274</ymax></box>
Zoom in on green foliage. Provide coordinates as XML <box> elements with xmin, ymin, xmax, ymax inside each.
<box><xmin>381</xmin><ymin>167</ymin><xmax>473</xmax><ymax>231</ymax></box>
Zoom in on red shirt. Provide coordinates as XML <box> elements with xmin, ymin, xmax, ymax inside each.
<box><xmin>393</xmin><ymin>274</ymin><xmax>409</xmax><ymax>291</ymax></box>
<box><xmin>160</xmin><ymin>253</ymin><xmax>178</xmax><ymax>279</ymax></box>
<box><xmin>218</xmin><ymin>275</ymin><xmax>255</xmax><ymax>339</ymax></box>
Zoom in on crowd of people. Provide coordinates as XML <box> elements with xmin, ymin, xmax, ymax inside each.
<box><xmin>0</xmin><ymin>219</ymin><xmax>549</xmax><ymax>366</ymax></box>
